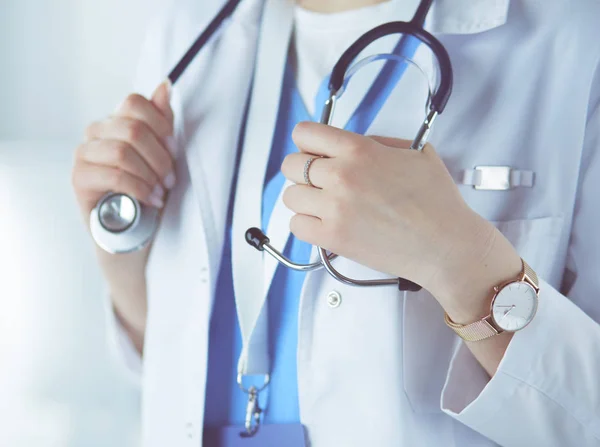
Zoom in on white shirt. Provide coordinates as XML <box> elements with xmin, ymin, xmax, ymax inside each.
<box><xmin>293</xmin><ymin>0</ymin><xmax>404</xmax><ymax>115</ymax></box>
<box><xmin>104</xmin><ymin>0</ymin><xmax>600</xmax><ymax>446</ymax></box>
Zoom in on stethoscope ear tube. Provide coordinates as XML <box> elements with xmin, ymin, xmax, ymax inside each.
<box><xmin>244</xmin><ymin>229</ymin><xmax>422</xmax><ymax>291</ymax></box>
<box><xmin>328</xmin><ymin>21</ymin><xmax>453</xmax><ymax>114</ymax></box>
<box><xmin>317</xmin><ymin>248</ymin><xmax>422</xmax><ymax>292</ymax></box>
<box><xmin>245</xmin><ymin>228</ymin><xmax>339</xmax><ymax>272</ymax></box>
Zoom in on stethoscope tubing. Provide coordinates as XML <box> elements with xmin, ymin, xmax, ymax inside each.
<box><xmin>328</xmin><ymin>21</ymin><xmax>452</xmax><ymax>113</ymax></box>
<box><xmin>283</xmin><ymin>1</ymin><xmax>450</xmax><ymax>291</ymax></box>
<box><xmin>168</xmin><ymin>0</ymin><xmax>243</xmax><ymax>85</ymax></box>
<box><xmin>92</xmin><ymin>0</ymin><xmax>449</xmax><ymax>294</ymax></box>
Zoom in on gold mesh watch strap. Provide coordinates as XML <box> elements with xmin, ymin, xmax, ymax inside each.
<box><xmin>444</xmin><ymin>258</ymin><xmax>538</xmax><ymax>342</ymax></box>
<box><xmin>444</xmin><ymin>314</ymin><xmax>499</xmax><ymax>342</ymax></box>
<box><xmin>522</xmin><ymin>260</ymin><xmax>539</xmax><ymax>290</ymax></box>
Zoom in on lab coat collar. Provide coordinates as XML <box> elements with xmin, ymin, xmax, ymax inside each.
<box><xmin>430</xmin><ymin>0</ymin><xmax>511</xmax><ymax>35</ymax></box>
<box><xmin>176</xmin><ymin>0</ymin><xmax>265</xmax><ymax>286</ymax></box>
<box><xmin>231</xmin><ymin>0</ymin><xmax>295</xmax><ymax>373</ymax></box>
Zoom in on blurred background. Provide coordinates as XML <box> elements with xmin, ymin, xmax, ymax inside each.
<box><xmin>0</xmin><ymin>1</ymin><xmax>158</xmax><ymax>445</ymax></box>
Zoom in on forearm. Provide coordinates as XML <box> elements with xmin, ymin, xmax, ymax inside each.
<box><xmin>429</xmin><ymin>214</ymin><xmax>522</xmax><ymax>376</ymax></box>
<box><xmin>97</xmin><ymin>245</ymin><xmax>148</xmax><ymax>355</ymax></box>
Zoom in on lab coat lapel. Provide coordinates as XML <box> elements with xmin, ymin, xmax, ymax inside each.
<box><xmin>143</xmin><ymin>2</ymin><xmax>265</xmax><ymax>438</ymax></box>
<box><xmin>231</xmin><ymin>0</ymin><xmax>294</xmax><ymax>369</ymax></box>
<box><xmin>431</xmin><ymin>0</ymin><xmax>511</xmax><ymax>34</ymax></box>
<box><xmin>263</xmin><ymin>179</ymin><xmax>294</xmax><ymax>290</ymax></box>
<box><xmin>179</xmin><ymin>0</ymin><xmax>264</xmax><ymax>282</ymax></box>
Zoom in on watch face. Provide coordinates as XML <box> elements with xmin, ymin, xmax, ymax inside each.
<box><xmin>491</xmin><ymin>282</ymin><xmax>538</xmax><ymax>332</ymax></box>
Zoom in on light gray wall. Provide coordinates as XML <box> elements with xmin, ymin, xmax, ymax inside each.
<box><xmin>0</xmin><ymin>0</ymin><xmax>152</xmax><ymax>140</ymax></box>
<box><xmin>0</xmin><ymin>1</ymin><xmax>158</xmax><ymax>445</ymax></box>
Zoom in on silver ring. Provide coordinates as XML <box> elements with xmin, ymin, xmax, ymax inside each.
<box><xmin>303</xmin><ymin>156</ymin><xmax>318</xmax><ymax>187</ymax></box>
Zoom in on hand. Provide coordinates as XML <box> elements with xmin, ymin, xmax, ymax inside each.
<box><xmin>282</xmin><ymin>122</ymin><xmax>524</xmax><ymax>377</ymax></box>
<box><xmin>281</xmin><ymin>122</ymin><xmax>499</xmax><ymax>300</ymax></box>
<box><xmin>72</xmin><ymin>81</ymin><xmax>176</xmax><ymax>226</ymax></box>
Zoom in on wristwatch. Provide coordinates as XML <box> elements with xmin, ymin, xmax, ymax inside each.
<box><xmin>445</xmin><ymin>259</ymin><xmax>540</xmax><ymax>342</ymax></box>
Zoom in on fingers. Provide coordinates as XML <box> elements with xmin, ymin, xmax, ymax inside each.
<box><xmin>72</xmin><ymin>161</ymin><xmax>164</xmax><ymax>209</ymax></box>
<box><xmin>281</xmin><ymin>153</ymin><xmax>329</xmax><ymax>188</ymax></box>
<box><xmin>115</xmin><ymin>93</ymin><xmax>173</xmax><ymax>139</ymax></box>
<box><xmin>289</xmin><ymin>214</ymin><xmax>323</xmax><ymax>246</ymax></box>
<box><xmin>77</xmin><ymin>139</ymin><xmax>160</xmax><ymax>189</ymax></box>
<box><xmin>72</xmin><ymin>81</ymin><xmax>178</xmax><ymax>229</ymax></box>
<box><xmin>282</xmin><ymin>184</ymin><xmax>327</xmax><ymax>218</ymax></box>
<box><xmin>368</xmin><ymin>135</ymin><xmax>413</xmax><ymax>149</ymax></box>
<box><xmin>292</xmin><ymin>122</ymin><xmax>417</xmax><ymax>158</ymax></box>
<box><xmin>150</xmin><ymin>80</ymin><xmax>174</xmax><ymax>124</ymax></box>
<box><xmin>85</xmin><ymin>117</ymin><xmax>175</xmax><ymax>188</ymax></box>
<box><xmin>369</xmin><ymin>137</ymin><xmax>438</xmax><ymax>162</ymax></box>
<box><xmin>292</xmin><ymin>121</ymin><xmax>372</xmax><ymax>158</ymax></box>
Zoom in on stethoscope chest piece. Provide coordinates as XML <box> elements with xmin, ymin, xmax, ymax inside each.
<box><xmin>90</xmin><ymin>193</ymin><xmax>159</xmax><ymax>254</ymax></box>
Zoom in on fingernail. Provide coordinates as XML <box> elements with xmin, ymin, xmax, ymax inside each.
<box><xmin>149</xmin><ymin>195</ymin><xmax>164</xmax><ymax>209</ymax></box>
<box><xmin>162</xmin><ymin>79</ymin><xmax>172</xmax><ymax>98</ymax></box>
<box><xmin>148</xmin><ymin>184</ymin><xmax>165</xmax><ymax>208</ymax></box>
<box><xmin>164</xmin><ymin>172</ymin><xmax>176</xmax><ymax>190</ymax></box>
<box><xmin>152</xmin><ymin>184</ymin><xmax>165</xmax><ymax>198</ymax></box>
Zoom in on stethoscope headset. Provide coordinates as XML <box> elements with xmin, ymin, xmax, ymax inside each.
<box><xmin>89</xmin><ymin>0</ymin><xmax>453</xmax><ymax>292</ymax></box>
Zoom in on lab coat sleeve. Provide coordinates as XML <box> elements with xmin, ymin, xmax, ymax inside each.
<box><xmin>440</xmin><ymin>102</ymin><xmax>600</xmax><ymax>444</ymax></box>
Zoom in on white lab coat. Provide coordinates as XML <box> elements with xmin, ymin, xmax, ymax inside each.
<box><xmin>104</xmin><ymin>0</ymin><xmax>600</xmax><ymax>445</ymax></box>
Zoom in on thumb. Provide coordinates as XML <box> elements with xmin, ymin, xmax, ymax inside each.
<box><xmin>369</xmin><ymin>135</ymin><xmax>413</xmax><ymax>149</ymax></box>
<box><xmin>151</xmin><ymin>79</ymin><xmax>174</xmax><ymax>125</ymax></box>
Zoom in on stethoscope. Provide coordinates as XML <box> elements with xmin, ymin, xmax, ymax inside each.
<box><xmin>90</xmin><ymin>0</ymin><xmax>452</xmax><ymax>293</ymax></box>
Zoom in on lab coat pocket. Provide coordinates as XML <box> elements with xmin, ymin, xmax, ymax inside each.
<box><xmin>490</xmin><ymin>216</ymin><xmax>565</xmax><ymax>282</ymax></box>
<box><xmin>402</xmin><ymin>215</ymin><xmax>565</xmax><ymax>414</ymax></box>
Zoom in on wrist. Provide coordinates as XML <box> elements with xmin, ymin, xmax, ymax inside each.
<box><xmin>429</xmin><ymin>216</ymin><xmax>522</xmax><ymax>324</ymax></box>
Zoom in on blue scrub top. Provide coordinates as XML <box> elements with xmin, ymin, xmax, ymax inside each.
<box><xmin>203</xmin><ymin>63</ymin><xmax>311</xmax><ymax>428</ymax></box>
<box><xmin>203</xmin><ymin>35</ymin><xmax>421</xmax><ymax>429</ymax></box>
